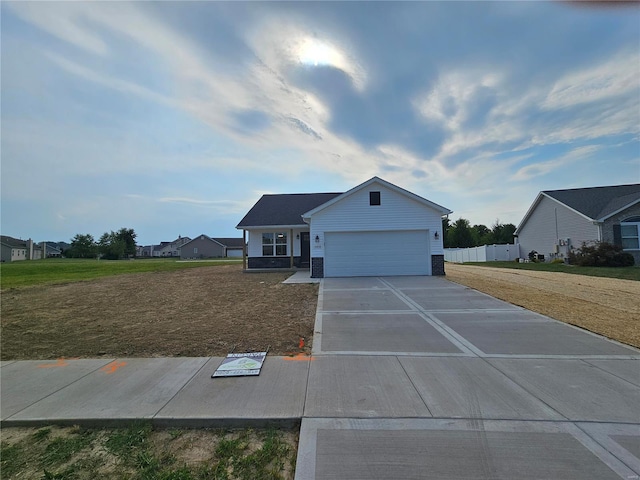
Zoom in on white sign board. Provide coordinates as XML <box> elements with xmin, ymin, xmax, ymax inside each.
<box><xmin>212</xmin><ymin>352</ymin><xmax>267</xmax><ymax>377</ymax></box>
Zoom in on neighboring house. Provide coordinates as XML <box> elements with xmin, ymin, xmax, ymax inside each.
<box><xmin>237</xmin><ymin>177</ymin><xmax>452</xmax><ymax>278</ymax></box>
<box><xmin>515</xmin><ymin>184</ymin><xmax>640</xmax><ymax>264</ymax></box>
<box><xmin>153</xmin><ymin>236</ymin><xmax>192</xmax><ymax>257</ymax></box>
<box><xmin>0</xmin><ymin>236</ymin><xmax>43</xmax><ymax>261</ymax></box>
<box><xmin>1</xmin><ymin>236</ymin><xmax>28</xmax><ymax>262</ymax></box>
<box><xmin>179</xmin><ymin>235</ymin><xmax>244</xmax><ymax>259</ymax></box>
<box><xmin>44</xmin><ymin>242</ymin><xmax>63</xmax><ymax>257</ymax></box>
<box><xmin>213</xmin><ymin>238</ymin><xmax>245</xmax><ymax>258</ymax></box>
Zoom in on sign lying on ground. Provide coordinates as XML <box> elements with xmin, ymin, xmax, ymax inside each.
<box><xmin>212</xmin><ymin>352</ymin><xmax>267</xmax><ymax>377</ymax></box>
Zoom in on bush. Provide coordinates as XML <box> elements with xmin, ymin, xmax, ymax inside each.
<box><xmin>568</xmin><ymin>241</ymin><xmax>635</xmax><ymax>267</ymax></box>
<box><xmin>550</xmin><ymin>258</ymin><xmax>565</xmax><ymax>264</ymax></box>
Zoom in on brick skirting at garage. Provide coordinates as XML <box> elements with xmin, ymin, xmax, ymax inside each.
<box><xmin>311</xmin><ymin>258</ymin><xmax>324</xmax><ymax>278</ymax></box>
<box><xmin>431</xmin><ymin>254</ymin><xmax>445</xmax><ymax>275</ymax></box>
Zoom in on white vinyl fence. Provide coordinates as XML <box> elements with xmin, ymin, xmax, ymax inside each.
<box><xmin>444</xmin><ymin>244</ymin><xmax>520</xmax><ymax>263</ymax></box>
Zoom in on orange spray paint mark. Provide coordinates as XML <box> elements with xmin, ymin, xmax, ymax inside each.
<box><xmin>283</xmin><ymin>353</ymin><xmax>314</xmax><ymax>361</ymax></box>
<box><xmin>37</xmin><ymin>358</ymin><xmax>69</xmax><ymax>369</ymax></box>
<box><xmin>100</xmin><ymin>361</ymin><xmax>127</xmax><ymax>374</ymax></box>
<box><xmin>299</xmin><ymin>337</ymin><xmax>305</xmax><ymax>349</ymax></box>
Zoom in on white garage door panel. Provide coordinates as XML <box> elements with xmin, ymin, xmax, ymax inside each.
<box><xmin>324</xmin><ymin>230</ymin><xmax>431</xmax><ymax>277</ymax></box>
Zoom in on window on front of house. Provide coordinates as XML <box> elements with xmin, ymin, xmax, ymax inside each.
<box><xmin>262</xmin><ymin>232</ymin><xmax>287</xmax><ymax>256</ymax></box>
<box><xmin>621</xmin><ymin>222</ymin><xmax>640</xmax><ymax>250</ymax></box>
<box><xmin>370</xmin><ymin>191</ymin><xmax>381</xmax><ymax>206</ymax></box>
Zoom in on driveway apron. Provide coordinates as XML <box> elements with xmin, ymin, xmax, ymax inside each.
<box><xmin>296</xmin><ymin>276</ymin><xmax>640</xmax><ymax>480</ymax></box>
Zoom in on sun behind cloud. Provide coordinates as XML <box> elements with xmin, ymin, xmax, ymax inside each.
<box><xmin>297</xmin><ymin>37</ymin><xmax>344</xmax><ymax>67</ymax></box>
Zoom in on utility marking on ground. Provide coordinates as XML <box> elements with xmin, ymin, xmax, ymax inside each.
<box><xmin>283</xmin><ymin>353</ymin><xmax>315</xmax><ymax>361</ymax></box>
<box><xmin>37</xmin><ymin>358</ymin><xmax>70</xmax><ymax>368</ymax></box>
<box><xmin>100</xmin><ymin>361</ymin><xmax>127</xmax><ymax>374</ymax></box>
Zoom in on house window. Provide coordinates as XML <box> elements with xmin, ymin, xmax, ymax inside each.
<box><xmin>262</xmin><ymin>232</ymin><xmax>287</xmax><ymax>256</ymax></box>
<box><xmin>621</xmin><ymin>220</ymin><xmax>640</xmax><ymax>250</ymax></box>
<box><xmin>370</xmin><ymin>191</ymin><xmax>381</xmax><ymax>206</ymax></box>
<box><xmin>194</xmin><ymin>247</ymin><xmax>198</xmax><ymax>254</ymax></box>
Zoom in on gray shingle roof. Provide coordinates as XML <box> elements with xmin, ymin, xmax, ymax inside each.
<box><xmin>544</xmin><ymin>184</ymin><xmax>640</xmax><ymax>220</ymax></box>
<box><xmin>236</xmin><ymin>193</ymin><xmax>343</xmax><ymax>228</ymax></box>
<box><xmin>212</xmin><ymin>237</ymin><xmax>245</xmax><ymax>248</ymax></box>
<box><xmin>0</xmin><ymin>235</ymin><xmax>26</xmax><ymax>248</ymax></box>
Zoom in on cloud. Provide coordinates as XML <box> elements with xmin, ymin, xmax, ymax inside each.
<box><xmin>510</xmin><ymin>145</ymin><xmax>601</xmax><ymax>181</ymax></box>
<box><xmin>542</xmin><ymin>52</ymin><xmax>639</xmax><ymax>110</ymax></box>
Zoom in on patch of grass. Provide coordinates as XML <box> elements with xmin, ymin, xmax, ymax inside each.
<box><xmin>456</xmin><ymin>261</ymin><xmax>640</xmax><ymax>281</ymax></box>
<box><xmin>0</xmin><ymin>425</ymin><xmax>296</xmax><ymax>480</ymax></box>
<box><xmin>0</xmin><ymin>257</ymin><xmax>242</xmax><ymax>290</ymax></box>
<box><xmin>42</xmin><ymin>428</ymin><xmax>96</xmax><ymax>466</ymax></box>
<box><xmin>211</xmin><ymin>429</ymin><xmax>293</xmax><ymax>480</ymax></box>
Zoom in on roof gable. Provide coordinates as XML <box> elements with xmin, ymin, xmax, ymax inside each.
<box><xmin>302</xmin><ymin>176</ymin><xmax>452</xmax><ymax>219</ymax></box>
<box><xmin>237</xmin><ymin>192</ymin><xmax>342</xmax><ymax>228</ymax></box>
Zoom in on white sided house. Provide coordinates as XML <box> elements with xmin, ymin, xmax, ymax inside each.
<box><xmin>236</xmin><ymin>177</ymin><xmax>452</xmax><ymax>278</ymax></box>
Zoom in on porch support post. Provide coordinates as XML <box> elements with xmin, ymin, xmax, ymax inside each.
<box><xmin>290</xmin><ymin>229</ymin><xmax>294</xmax><ymax>268</ymax></box>
<box><xmin>242</xmin><ymin>229</ymin><xmax>247</xmax><ymax>271</ymax></box>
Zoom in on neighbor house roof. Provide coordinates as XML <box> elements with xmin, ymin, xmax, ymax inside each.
<box><xmin>236</xmin><ymin>193</ymin><xmax>343</xmax><ymax>228</ymax></box>
<box><xmin>544</xmin><ymin>184</ymin><xmax>640</xmax><ymax>220</ymax></box>
<box><xmin>212</xmin><ymin>237</ymin><xmax>245</xmax><ymax>248</ymax></box>
<box><xmin>0</xmin><ymin>236</ymin><xmax>26</xmax><ymax>248</ymax></box>
<box><xmin>516</xmin><ymin>183</ymin><xmax>640</xmax><ymax>233</ymax></box>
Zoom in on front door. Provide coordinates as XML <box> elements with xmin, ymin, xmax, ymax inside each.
<box><xmin>300</xmin><ymin>232</ymin><xmax>310</xmax><ymax>268</ymax></box>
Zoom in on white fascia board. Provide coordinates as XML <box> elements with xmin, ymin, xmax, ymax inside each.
<box><xmin>235</xmin><ymin>224</ymin><xmax>308</xmax><ymax>230</ymax></box>
<box><xmin>597</xmin><ymin>198</ymin><xmax>640</xmax><ymax>222</ymax></box>
<box><xmin>301</xmin><ymin>176</ymin><xmax>452</xmax><ymax>220</ymax></box>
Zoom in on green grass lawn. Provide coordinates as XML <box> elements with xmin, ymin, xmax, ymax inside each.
<box><xmin>456</xmin><ymin>261</ymin><xmax>640</xmax><ymax>281</ymax></box>
<box><xmin>0</xmin><ymin>257</ymin><xmax>243</xmax><ymax>289</ymax></box>
<box><xmin>1</xmin><ymin>423</ymin><xmax>296</xmax><ymax>480</ymax></box>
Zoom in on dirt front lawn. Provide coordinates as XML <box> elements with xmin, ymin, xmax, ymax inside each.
<box><xmin>445</xmin><ymin>263</ymin><xmax>640</xmax><ymax>348</ymax></box>
<box><xmin>1</xmin><ymin>265</ymin><xmax>318</xmax><ymax>360</ymax></box>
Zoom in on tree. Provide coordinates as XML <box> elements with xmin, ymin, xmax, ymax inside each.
<box><xmin>447</xmin><ymin>218</ymin><xmax>475</xmax><ymax>248</ymax></box>
<box><xmin>442</xmin><ymin>217</ymin><xmax>452</xmax><ymax>248</ymax></box>
<box><xmin>471</xmin><ymin>224</ymin><xmax>491</xmax><ymax>246</ymax></box>
<box><xmin>98</xmin><ymin>228</ymin><xmax>136</xmax><ymax>260</ymax></box>
<box><xmin>489</xmin><ymin>220</ymin><xmax>516</xmax><ymax>244</ymax></box>
<box><xmin>66</xmin><ymin>234</ymin><xmax>97</xmax><ymax>258</ymax></box>
<box><xmin>116</xmin><ymin>228</ymin><xmax>137</xmax><ymax>257</ymax></box>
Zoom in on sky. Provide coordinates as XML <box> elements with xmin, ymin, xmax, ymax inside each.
<box><xmin>1</xmin><ymin>1</ymin><xmax>639</xmax><ymax>246</ymax></box>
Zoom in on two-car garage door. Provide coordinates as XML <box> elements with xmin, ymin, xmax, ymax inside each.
<box><xmin>324</xmin><ymin>230</ymin><xmax>431</xmax><ymax>277</ymax></box>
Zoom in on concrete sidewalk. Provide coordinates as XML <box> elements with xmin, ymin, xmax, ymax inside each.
<box><xmin>1</xmin><ymin>356</ymin><xmax>310</xmax><ymax>428</ymax></box>
<box><xmin>2</xmin><ymin>273</ymin><xmax>639</xmax><ymax>479</ymax></box>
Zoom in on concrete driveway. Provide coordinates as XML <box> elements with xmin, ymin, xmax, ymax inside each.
<box><xmin>296</xmin><ymin>276</ymin><xmax>640</xmax><ymax>480</ymax></box>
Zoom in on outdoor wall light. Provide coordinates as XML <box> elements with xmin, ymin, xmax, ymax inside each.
<box><xmin>434</xmin><ymin>231</ymin><xmax>439</xmax><ymax>240</ymax></box>
<box><xmin>296</xmin><ymin>234</ymin><xmax>300</xmax><ymax>239</ymax></box>
<box><xmin>315</xmin><ymin>235</ymin><xmax>320</xmax><ymax>243</ymax></box>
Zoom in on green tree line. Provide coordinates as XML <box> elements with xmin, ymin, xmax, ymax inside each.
<box><xmin>64</xmin><ymin>228</ymin><xmax>137</xmax><ymax>260</ymax></box>
<box><xmin>443</xmin><ymin>218</ymin><xmax>516</xmax><ymax>248</ymax></box>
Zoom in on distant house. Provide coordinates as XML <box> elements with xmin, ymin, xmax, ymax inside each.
<box><xmin>213</xmin><ymin>238</ymin><xmax>244</xmax><ymax>258</ymax></box>
<box><xmin>1</xmin><ymin>236</ymin><xmax>28</xmax><ymax>262</ymax></box>
<box><xmin>237</xmin><ymin>177</ymin><xmax>451</xmax><ymax>277</ymax></box>
<box><xmin>0</xmin><ymin>236</ymin><xmax>44</xmax><ymax>262</ymax></box>
<box><xmin>179</xmin><ymin>235</ymin><xmax>244</xmax><ymax>259</ymax></box>
<box><xmin>515</xmin><ymin>184</ymin><xmax>640</xmax><ymax>264</ymax></box>
<box><xmin>152</xmin><ymin>236</ymin><xmax>192</xmax><ymax>257</ymax></box>
<box><xmin>43</xmin><ymin>242</ymin><xmax>63</xmax><ymax>258</ymax></box>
